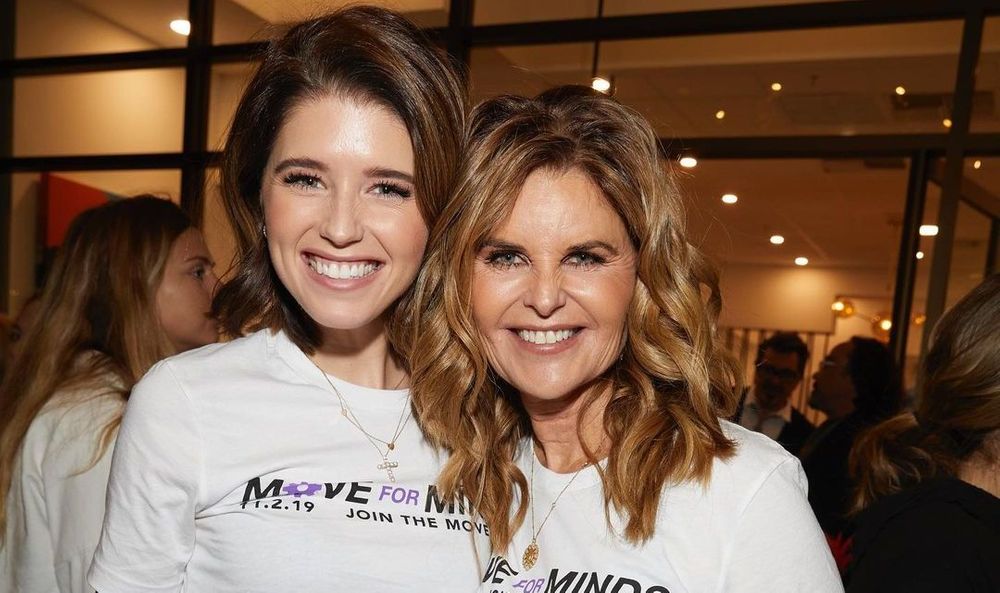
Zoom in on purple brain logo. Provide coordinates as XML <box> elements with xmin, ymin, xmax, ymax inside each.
<box><xmin>282</xmin><ymin>481</ymin><xmax>323</xmax><ymax>497</ymax></box>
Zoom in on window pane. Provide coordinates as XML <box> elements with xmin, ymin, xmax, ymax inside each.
<box><xmin>6</xmin><ymin>171</ymin><xmax>181</xmax><ymax>314</ymax></box>
<box><xmin>472</xmin><ymin>21</ymin><xmax>964</xmax><ymax>138</ymax></box>
<box><xmin>209</xmin><ymin>62</ymin><xmax>257</xmax><ymax>151</ymax></box>
<box><xmin>689</xmin><ymin>158</ymin><xmax>910</xmax><ymax>405</ymax></box>
<box><xmin>15</xmin><ymin>0</ymin><xmax>188</xmax><ymax>58</ymax></box>
<box><xmin>971</xmin><ymin>16</ymin><xmax>1000</xmax><ymax>133</ymax></box>
<box><xmin>474</xmin><ymin>0</ymin><xmax>597</xmax><ymax>25</ymax></box>
<box><xmin>213</xmin><ymin>0</ymin><xmax>448</xmax><ymax>45</ymax></box>
<box><xmin>14</xmin><ymin>69</ymin><xmax>185</xmax><ymax>156</ymax></box>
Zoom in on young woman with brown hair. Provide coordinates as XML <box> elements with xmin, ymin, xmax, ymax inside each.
<box><xmin>848</xmin><ymin>275</ymin><xmax>1000</xmax><ymax>592</ymax></box>
<box><xmin>87</xmin><ymin>7</ymin><xmax>480</xmax><ymax>592</ymax></box>
<box><xmin>0</xmin><ymin>196</ymin><xmax>217</xmax><ymax>593</ymax></box>
<box><xmin>409</xmin><ymin>86</ymin><xmax>842</xmax><ymax>592</ymax></box>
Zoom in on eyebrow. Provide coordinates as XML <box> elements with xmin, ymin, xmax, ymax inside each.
<box><xmin>365</xmin><ymin>167</ymin><xmax>414</xmax><ymax>184</ymax></box>
<box><xmin>185</xmin><ymin>255</ymin><xmax>214</xmax><ymax>265</ymax></box>
<box><xmin>479</xmin><ymin>239</ymin><xmax>620</xmax><ymax>255</ymax></box>
<box><xmin>273</xmin><ymin>157</ymin><xmax>326</xmax><ymax>174</ymax></box>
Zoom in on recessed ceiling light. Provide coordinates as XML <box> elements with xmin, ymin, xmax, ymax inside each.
<box><xmin>170</xmin><ymin>19</ymin><xmax>191</xmax><ymax>36</ymax></box>
<box><xmin>721</xmin><ymin>193</ymin><xmax>738</xmax><ymax>204</ymax></box>
<box><xmin>895</xmin><ymin>86</ymin><xmax>906</xmax><ymax>96</ymax></box>
<box><xmin>943</xmin><ymin>118</ymin><xmax>952</xmax><ymax>128</ymax></box>
<box><xmin>769</xmin><ymin>234</ymin><xmax>785</xmax><ymax>245</ymax></box>
<box><xmin>591</xmin><ymin>77</ymin><xmax>611</xmax><ymax>94</ymax></box>
<box><xmin>973</xmin><ymin>159</ymin><xmax>982</xmax><ymax>169</ymax></box>
<box><xmin>679</xmin><ymin>156</ymin><xmax>698</xmax><ymax>168</ymax></box>
<box><xmin>794</xmin><ymin>256</ymin><xmax>809</xmax><ymax>266</ymax></box>
<box><xmin>770</xmin><ymin>82</ymin><xmax>782</xmax><ymax>92</ymax></box>
<box><xmin>715</xmin><ymin>110</ymin><xmax>726</xmax><ymax>120</ymax></box>
<box><xmin>916</xmin><ymin>250</ymin><xmax>925</xmax><ymax>260</ymax></box>
<box><xmin>919</xmin><ymin>224</ymin><xmax>939</xmax><ymax>237</ymax></box>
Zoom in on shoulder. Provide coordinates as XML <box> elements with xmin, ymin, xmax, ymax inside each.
<box><xmin>136</xmin><ymin>329</ymin><xmax>274</xmax><ymax>397</ymax></box>
<box><xmin>31</xmin><ymin>379</ymin><xmax>124</xmax><ymax>442</ymax></box>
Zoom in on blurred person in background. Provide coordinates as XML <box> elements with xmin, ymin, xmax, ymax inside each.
<box><xmin>847</xmin><ymin>275</ymin><xmax>1000</xmax><ymax>593</ymax></box>
<box><xmin>6</xmin><ymin>294</ymin><xmax>42</xmax><ymax>367</ymax></box>
<box><xmin>801</xmin><ymin>336</ymin><xmax>903</xmax><ymax>569</ymax></box>
<box><xmin>0</xmin><ymin>196</ymin><xmax>218</xmax><ymax>593</ymax></box>
<box><xmin>735</xmin><ymin>331</ymin><xmax>814</xmax><ymax>455</ymax></box>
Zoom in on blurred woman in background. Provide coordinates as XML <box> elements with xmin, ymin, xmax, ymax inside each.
<box><xmin>848</xmin><ymin>274</ymin><xmax>1000</xmax><ymax>592</ymax></box>
<box><xmin>0</xmin><ymin>196</ymin><xmax>218</xmax><ymax>592</ymax></box>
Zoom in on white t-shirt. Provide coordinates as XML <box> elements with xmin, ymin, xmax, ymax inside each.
<box><xmin>1</xmin><ymin>379</ymin><xmax>123</xmax><ymax>593</ymax></box>
<box><xmin>88</xmin><ymin>329</ymin><xmax>487</xmax><ymax>593</ymax></box>
<box><xmin>481</xmin><ymin>423</ymin><xmax>843</xmax><ymax>593</ymax></box>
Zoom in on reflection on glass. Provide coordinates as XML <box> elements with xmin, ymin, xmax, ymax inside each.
<box><xmin>681</xmin><ymin>158</ymin><xmax>908</xmax><ymax>403</ymax></box>
<box><xmin>473</xmin><ymin>21</ymin><xmax>963</xmax><ymax>138</ymax></box>
<box><xmin>209</xmin><ymin>63</ymin><xmax>258</xmax><ymax>150</ymax></box>
<box><xmin>6</xmin><ymin>171</ymin><xmax>181</xmax><ymax>314</ymax></box>
<box><xmin>14</xmin><ymin>69</ymin><xmax>185</xmax><ymax>156</ymax></box>
<box><xmin>213</xmin><ymin>0</ymin><xmax>448</xmax><ymax>45</ymax></box>
<box><xmin>16</xmin><ymin>0</ymin><xmax>188</xmax><ymax>58</ymax></box>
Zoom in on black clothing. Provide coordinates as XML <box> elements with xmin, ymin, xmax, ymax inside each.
<box><xmin>732</xmin><ymin>393</ymin><xmax>815</xmax><ymax>456</ymax></box>
<box><xmin>848</xmin><ymin>478</ymin><xmax>1000</xmax><ymax>593</ymax></box>
<box><xmin>800</xmin><ymin>412</ymin><xmax>870</xmax><ymax>537</ymax></box>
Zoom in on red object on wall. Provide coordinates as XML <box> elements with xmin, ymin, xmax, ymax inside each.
<box><xmin>40</xmin><ymin>173</ymin><xmax>115</xmax><ymax>248</ymax></box>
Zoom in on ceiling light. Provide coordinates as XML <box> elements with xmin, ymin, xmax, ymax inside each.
<box><xmin>770</xmin><ymin>82</ymin><xmax>782</xmax><ymax>92</ymax></box>
<box><xmin>973</xmin><ymin>159</ymin><xmax>982</xmax><ymax>169</ymax></box>
<box><xmin>878</xmin><ymin>318</ymin><xmax>892</xmax><ymax>332</ymax></box>
<box><xmin>721</xmin><ymin>193</ymin><xmax>738</xmax><ymax>204</ymax></box>
<box><xmin>916</xmin><ymin>250</ymin><xmax>925</xmax><ymax>260</ymax></box>
<box><xmin>679</xmin><ymin>156</ymin><xmax>698</xmax><ymax>168</ymax></box>
<box><xmin>170</xmin><ymin>19</ymin><xmax>191</xmax><ymax>36</ymax></box>
<box><xmin>769</xmin><ymin>234</ymin><xmax>785</xmax><ymax>245</ymax></box>
<box><xmin>794</xmin><ymin>256</ymin><xmax>808</xmax><ymax>266</ymax></box>
<box><xmin>715</xmin><ymin>110</ymin><xmax>726</xmax><ymax>120</ymax></box>
<box><xmin>591</xmin><ymin>77</ymin><xmax>612</xmax><ymax>94</ymax></box>
<box><xmin>919</xmin><ymin>224</ymin><xmax>939</xmax><ymax>237</ymax></box>
<box><xmin>943</xmin><ymin>118</ymin><xmax>952</xmax><ymax>128</ymax></box>
<box><xmin>895</xmin><ymin>86</ymin><xmax>906</xmax><ymax>96</ymax></box>
<box><xmin>831</xmin><ymin>299</ymin><xmax>855</xmax><ymax>318</ymax></box>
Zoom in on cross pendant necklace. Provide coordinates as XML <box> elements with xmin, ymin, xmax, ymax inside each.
<box><xmin>378</xmin><ymin>456</ymin><xmax>399</xmax><ymax>482</ymax></box>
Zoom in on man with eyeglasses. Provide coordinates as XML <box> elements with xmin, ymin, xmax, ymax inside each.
<box><xmin>735</xmin><ymin>332</ymin><xmax>814</xmax><ymax>456</ymax></box>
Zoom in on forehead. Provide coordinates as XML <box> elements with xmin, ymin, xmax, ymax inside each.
<box><xmin>271</xmin><ymin>94</ymin><xmax>413</xmax><ymax>168</ymax></box>
<box><xmin>491</xmin><ymin>167</ymin><xmax>629</xmax><ymax>245</ymax></box>
<box><xmin>762</xmin><ymin>348</ymin><xmax>800</xmax><ymax>369</ymax></box>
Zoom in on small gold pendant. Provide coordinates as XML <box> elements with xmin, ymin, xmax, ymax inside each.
<box><xmin>522</xmin><ymin>541</ymin><xmax>539</xmax><ymax>569</ymax></box>
<box><xmin>387</xmin><ymin>442</ymin><xmax>395</xmax><ymax>451</ymax></box>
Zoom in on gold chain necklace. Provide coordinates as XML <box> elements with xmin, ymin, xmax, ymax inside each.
<box><xmin>522</xmin><ymin>452</ymin><xmax>591</xmax><ymax>570</ymax></box>
<box><xmin>312</xmin><ymin>360</ymin><xmax>411</xmax><ymax>482</ymax></box>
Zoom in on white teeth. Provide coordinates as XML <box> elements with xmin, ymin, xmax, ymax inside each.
<box><xmin>309</xmin><ymin>257</ymin><xmax>378</xmax><ymax>280</ymax></box>
<box><xmin>517</xmin><ymin>329</ymin><xmax>577</xmax><ymax>345</ymax></box>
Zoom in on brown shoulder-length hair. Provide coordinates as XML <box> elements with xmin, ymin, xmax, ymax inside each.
<box><xmin>0</xmin><ymin>196</ymin><xmax>192</xmax><ymax>537</ymax></box>
<box><xmin>409</xmin><ymin>86</ymin><xmax>742</xmax><ymax>550</ymax></box>
<box><xmin>851</xmin><ymin>274</ymin><xmax>1000</xmax><ymax>512</ymax></box>
<box><xmin>213</xmin><ymin>6</ymin><xmax>467</xmax><ymax>357</ymax></box>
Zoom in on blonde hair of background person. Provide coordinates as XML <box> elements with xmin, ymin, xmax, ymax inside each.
<box><xmin>0</xmin><ymin>196</ymin><xmax>217</xmax><ymax>592</ymax></box>
<box><xmin>851</xmin><ymin>274</ymin><xmax>1000</xmax><ymax>507</ymax></box>
<box><xmin>409</xmin><ymin>86</ymin><xmax>744</xmax><ymax>549</ymax></box>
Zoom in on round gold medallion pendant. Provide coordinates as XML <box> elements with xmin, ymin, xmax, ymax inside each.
<box><xmin>522</xmin><ymin>541</ymin><xmax>539</xmax><ymax>570</ymax></box>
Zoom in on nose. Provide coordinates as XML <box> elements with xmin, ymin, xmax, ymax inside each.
<box><xmin>319</xmin><ymin>193</ymin><xmax>364</xmax><ymax>247</ymax></box>
<box><xmin>522</xmin><ymin>267</ymin><xmax>566</xmax><ymax>317</ymax></box>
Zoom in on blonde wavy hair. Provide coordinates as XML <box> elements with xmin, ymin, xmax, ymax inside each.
<box><xmin>850</xmin><ymin>274</ymin><xmax>1000</xmax><ymax>512</ymax></box>
<box><xmin>407</xmin><ymin>86</ymin><xmax>742</xmax><ymax>551</ymax></box>
<box><xmin>0</xmin><ymin>196</ymin><xmax>191</xmax><ymax>537</ymax></box>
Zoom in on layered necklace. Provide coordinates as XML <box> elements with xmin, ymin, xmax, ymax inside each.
<box><xmin>522</xmin><ymin>452</ymin><xmax>591</xmax><ymax>570</ymax></box>
<box><xmin>311</xmin><ymin>359</ymin><xmax>411</xmax><ymax>483</ymax></box>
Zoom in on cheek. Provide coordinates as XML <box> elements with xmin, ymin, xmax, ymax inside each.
<box><xmin>372</xmin><ymin>205</ymin><xmax>429</xmax><ymax>262</ymax></box>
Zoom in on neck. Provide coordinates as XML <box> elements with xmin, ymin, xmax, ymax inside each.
<box><xmin>522</xmin><ymin>382</ymin><xmax>610</xmax><ymax>473</ymax></box>
<box><xmin>309</xmin><ymin>320</ymin><xmax>408</xmax><ymax>390</ymax></box>
<box><xmin>958</xmin><ymin>456</ymin><xmax>1000</xmax><ymax>499</ymax></box>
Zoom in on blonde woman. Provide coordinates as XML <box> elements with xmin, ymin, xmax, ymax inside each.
<box><xmin>0</xmin><ymin>196</ymin><xmax>218</xmax><ymax>592</ymax></box>
<box><xmin>848</xmin><ymin>274</ymin><xmax>1000</xmax><ymax>593</ymax></box>
<box><xmin>410</xmin><ymin>86</ymin><xmax>842</xmax><ymax>592</ymax></box>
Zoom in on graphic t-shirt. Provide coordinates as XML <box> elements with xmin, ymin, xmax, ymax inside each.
<box><xmin>481</xmin><ymin>424</ymin><xmax>843</xmax><ymax>593</ymax></box>
<box><xmin>89</xmin><ymin>329</ymin><xmax>488</xmax><ymax>593</ymax></box>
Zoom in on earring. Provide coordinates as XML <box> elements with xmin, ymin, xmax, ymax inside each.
<box><xmin>262</xmin><ymin>224</ymin><xmax>267</xmax><ymax>238</ymax></box>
